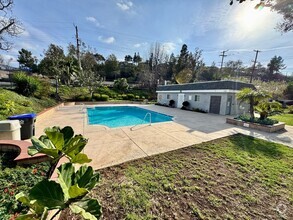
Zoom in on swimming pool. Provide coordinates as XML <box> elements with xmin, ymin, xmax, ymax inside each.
<box><xmin>87</xmin><ymin>106</ymin><xmax>173</xmax><ymax>128</ymax></box>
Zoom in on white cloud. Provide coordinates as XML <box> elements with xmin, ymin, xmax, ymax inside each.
<box><xmin>86</xmin><ymin>16</ymin><xmax>101</xmax><ymax>27</ymax></box>
<box><xmin>20</xmin><ymin>30</ymin><xmax>30</xmax><ymax>37</ymax></box>
<box><xmin>116</xmin><ymin>1</ymin><xmax>133</xmax><ymax>11</ymax></box>
<box><xmin>86</xmin><ymin>16</ymin><xmax>96</xmax><ymax>22</ymax></box>
<box><xmin>162</xmin><ymin>42</ymin><xmax>176</xmax><ymax>54</ymax></box>
<box><xmin>134</xmin><ymin>42</ymin><xmax>147</xmax><ymax>48</ymax></box>
<box><xmin>98</xmin><ymin>36</ymin><xmax>115</xmax><ymax>44</ymax></box>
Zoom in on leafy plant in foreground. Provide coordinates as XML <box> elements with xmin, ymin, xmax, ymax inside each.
<box><xmin>15</xmin><ymin>126</ymin><xmax>101</xmax><ymax>220</ymax></box>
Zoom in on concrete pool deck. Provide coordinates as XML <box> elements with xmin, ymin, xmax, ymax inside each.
<box><xmin>35</xmin><ymin>104</ymin><xmax>293</xmax><ymax>170</ymax></box>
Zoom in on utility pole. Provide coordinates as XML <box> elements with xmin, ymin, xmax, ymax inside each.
<box><xmin>219</xmin><ymin>50</ymin><xmax>228</xmax><ymax>74</ymax></box>
<box><xmin>250</xmin><ymin>50</ymin><xmax>260</xmax><ymax>83</ymax></box>
<box><xmin>74</xmin><ymin>24</ymin><xmax>81</xmax><ymax>70</ymax></box>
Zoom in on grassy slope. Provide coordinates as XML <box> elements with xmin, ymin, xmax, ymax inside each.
<box><xmin>0</xmin><ymin>89</ymin><xmax>56</xmax><ymax>120</ymax></box>
<box><xmin>271</xmin><ymin>114</ymin><xmax>293</xmax><ymax>126</ymax></box>
<box><xmin>92</xmin><ymin>134</ymin><xmax>293</xmax><ymax>220</ymax></box>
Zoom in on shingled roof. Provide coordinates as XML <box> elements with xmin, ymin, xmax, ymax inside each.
<box><xmin>156</xmin><ymin>80</ymin><xmax>255</xmax><ymax>91</ymax></box>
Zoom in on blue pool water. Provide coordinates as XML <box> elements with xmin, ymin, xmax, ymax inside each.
<box><xmin>87</xmin><ymin>106</ymin><xmax>173</xmax><ymax>128</ymax></box>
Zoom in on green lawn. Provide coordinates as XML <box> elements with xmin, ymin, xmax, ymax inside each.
<box><xmin>271</xmin><ymin>114</ymin><xmax>293</xmax><ymax>126</ymax></box>
<box><xmin>87</xmin><ymin>134</ymin><xmax>293</xmax><ymax>219</ymax></box>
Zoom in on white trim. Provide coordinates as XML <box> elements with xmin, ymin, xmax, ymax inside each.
<box><xmin>157</xmin><ymin>89</ymin><xmax>239</xmax><ymax>93</ymax></box>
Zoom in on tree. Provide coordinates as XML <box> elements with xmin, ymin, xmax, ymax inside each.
<box><xmin>0</xmin><ymin>0</ymin><xmax>23</xmax><ymax>50</ymax></box>
<box><xmin>230</xmin><ymin>0</ymin><xmax>293</xmax><ymax>33</ymax></box>
<box><xmin>199</xmin><ymin>63</ymin><xmax>220</xmax><ymax>81</ymax></box>
<box><xmin>190</xmin><ymin>48</ymin><xmax>205</xmax><ymax>81</ymax></box>
<box><xmin>255</xmin><ymin>101</ymin><xmax>282</xmax><ymax>120</ymax></box>
<box><xmin>113</xmin><ymin>78</ymin><xmax>129</xmax><ymax>92</ymax></box>
<box><xmin>76</xmin><ymin>51</ymin><xmax>103</xmax><ymax>98</ymax></box>
<box><xmin>133</xmin><ymin>52</ymin><xmax>142</xmax><ymax>64</ymax></box>
<box><xmin>224</xmin><ymin>60</ymin><xmax>244</xmax><ymax>78</ymax></box>
<box><xmin>272</xmin><ymin>0</ymin><xmax>293</xmax><ymax>32</ymax></box>
<box><xmin>38</xmin><ymin>44</ymin><xmax>66</xmax><ymax>99</ymax></box>
<box><xmin>175</xmin><ymin>44</ymin><xmax>204</xmax><ymax>82</ymax></box>
<box><xmin>267</xmin><ymin>55</ymin><xmax>286</xmax><ymax>75</ymax></box>
<box><xmin>175</xmin><ymin>68</ymin><xmax>193</xmax><ymax>84</ymax></box>
<box><xmin>176</xmin><ymin>44</ymin><xmax>189</xmax><ymax>73</ymax></box>
<box><xmin>124</xmin><ymin>55</ymin><xmax>133</xmax><ymax>62</ymax></box>
<box><xmin>61</xmin><ymin>56</ymin><xmax>79</xmax><ymax>85</ymax></box>
<box><xmin>284</xmin><ymin>82</ymin><xmax>293</xmax><ymax>99</ymax></box>
<box><xmin>104</xmin><ymin>54</ymin><xmax>119</xmax><ymax>80</ymax></box>
<box><xmin>17</xmin><ymin>48</ymin><xmax>38</xmax><ymax>71</ymax></box>
<box><xmin>166</xmin><ymin>53</ymin><xmax>176</xmax><ymax>81</ymax></box>
<box><xmin>237</xmin><ymin>88</ymin><xmax>271</xmax><ymax>120</ymax></box>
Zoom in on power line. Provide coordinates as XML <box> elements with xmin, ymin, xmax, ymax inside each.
<box><xmin>250</xmin><ymin>49</ymin><xmax>261</xmax><ymax>83</ymax></box>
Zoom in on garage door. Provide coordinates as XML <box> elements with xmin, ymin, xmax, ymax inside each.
<box><xmin>209</xmin><ymin>96</ymin><xmax>221</xmax><ymax>114</ymax></box>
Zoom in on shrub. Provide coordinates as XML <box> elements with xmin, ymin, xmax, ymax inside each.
<box><xmin>95</xmin><ymin>86</ymin><xmax>117</xmax><ymax>98</ymax></box>
<box><xmin>127</xmin><ymin>93</ymin><xmax>135</xmax><ymax>100</ymax></box>
<box><xmin>12</xmin><ymin>72</ymin><xmax>39</xmax><ymax>97</ymax></box>
<box><xmin>122</xmin><ymin>94</ymin><xmax>128</xmax><ymax>100</ymax></box>
<box><xmin>192</xmin><ymin>108</ymin><xmax>207</xmax><ymax>113</ymax></box>
<box><xmin>169</xmin><ymin>99</ymin><xmax>175</xmax><ymax>107</ymax></box>
<box><xmin>113</xmin><ymin>78</ymin><xmax>129</xmax><ymax>92</ymax></box>
<box><xmin>181</xmin><ymin>101</ymin><xmax>190</xmax><ymax>110</ymax></box>
<box><xmin>34</xmin><ymin>77</ymin><xmax>52</xmax><ymax>98</ymax></box>
<box><xmin>75</xmin><ymin>95</ymin><xmax>91</xmax><ymax>101</ymax></box>
<box><xmin>235</xmin><ymin>115</ymin><xmax>279</xmax><ymax>125</ymax></box>
<box><xmin>59</xmin><ymin>86</ymin><xmax>89</xmax><ymax>101</ymax></box>
<box><xmin>155</xmin><ymin>102</ymin><xmax>169</xmax><ymax>107</ymax></box>
<box><xmin>287</xmin><ymin>106</ymin><xmax>293</xmax><ymax>114</ymax></box>
<box><xmin>92</xmin><ymin>94</ymin><xmax>109</xmax><ymax>101</ymax></box>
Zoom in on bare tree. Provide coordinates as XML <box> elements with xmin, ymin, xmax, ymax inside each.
<box><xmin>0</xmin><ymin>0</ymin><xmax>23</xmax><ymax>50</ymax></box>
<box><xmin>146</xmin><ymin>42</ymin><xmax>167</xmax><ymax>89</ymax></box>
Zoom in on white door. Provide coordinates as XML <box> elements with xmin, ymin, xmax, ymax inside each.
<box><xmin>177</xmin><ymin>94</ymin><xmax>185</xmax><ymax>108</ymax></box>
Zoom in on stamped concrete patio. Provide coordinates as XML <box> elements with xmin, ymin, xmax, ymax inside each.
<box><xmin>35</xmin><ymin>104</ymin><xmax>293</xmax><ymax>170</ymax></box>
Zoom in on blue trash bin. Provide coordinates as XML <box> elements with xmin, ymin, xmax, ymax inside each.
<box><xmin>8</xmin><ymin>113</ymin><xmax>36</xmax><ymax>140</ymax></box>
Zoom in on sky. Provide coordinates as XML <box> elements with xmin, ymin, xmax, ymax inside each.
<box><xmin>2</xmin><ymin>0</ymin><xmax>293</xmax><ymax>74</ymax></box>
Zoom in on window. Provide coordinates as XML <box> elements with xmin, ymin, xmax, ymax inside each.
<box><xmin>194</xmin><ymin>95</ymin><xmax>200</xmax><ymax>101</ymax></box>
<box><xmin>188</xmin><ymin>95</ymin><xmax>192</xmax><ymax>101</ymax></box>
<box><xmin>167</xmin><ymin>94</ymin><xmax>170</xmax><ymax>99</ymax></box>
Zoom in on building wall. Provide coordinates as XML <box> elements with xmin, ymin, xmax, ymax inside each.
<box><xmin>157</xmin><ymin>93</ymin><xmax>178</xmax><ymax>106</ymax></box>
<box><xmin>157</xmin><ymin>91</ymin><xmax>249</xmax><ymax>115</ymax></box>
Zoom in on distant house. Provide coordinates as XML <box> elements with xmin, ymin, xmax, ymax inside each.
<box><xmin>156</xmin><ymin>80</ymin><xmax>255</xmax><ymax>115</ymax></box>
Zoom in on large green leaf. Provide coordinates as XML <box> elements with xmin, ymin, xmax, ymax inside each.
<box><xmin>15</xmin><ymin>192</ymin><xmax>30</xmax><ymax>206</ymax></box>
<box><xmin>71</xmin><ymin>153</ymin><xmax>92</xmax><ymax>164</ymax></box>
<box><xmin>57</xmin><ymin>163</ymin><xmax>75</xmax><ymax>201</ymax></box>
<box><xmin>39</xmin><ymin>135</ymin><xmax>55</xmax><ymax>149</ymax></box>
<box><xmin>74</xmin><ymin>165</ymin><xmax>99</xmax><ymax>190</ymax></box>
<box><xmin>29</xmin><ymin>137</ymin><xmax>59</xmax><ymax>158</ymax></box>
<box><xmin>86</xmin><ymin>173</ymin><xmax>100</xmax><ymax>190</ymax></box>
<box><xmin>70</xmin><ymin>199</ymin><xmax>102</xmax><ymax>220</ymax></box>
<box><xmin>68</xmin><ymin>184</ymin><xmax>88</xmax><ymax>199</ymax></box>
<box><xmin>16</xmin><ymin>192</ymin><xmax>45</xmax><ymax>215</ymax></box>
<box><xmin>74</xmin><ymin>165</ymin><xmax>93</xmax><ymax>188</ymax></box>
<box><xmin>64</xmin><ymin>135</ymin><xmax>88</xmax><ymax>158</ymax></box>
<box><xmin>45</xmin><ymin>130</ymin><xmax>64</xmax><ymax>151</ymax></box>
<box><xmin>61</xmin><ymin>126</ymin><xmax>74</xmax><ymax>145</ymax></box>
<box><xmin>29</xmin><ymin>180</ymin><xmax>65</xmax><ymax>209</ymax></box>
